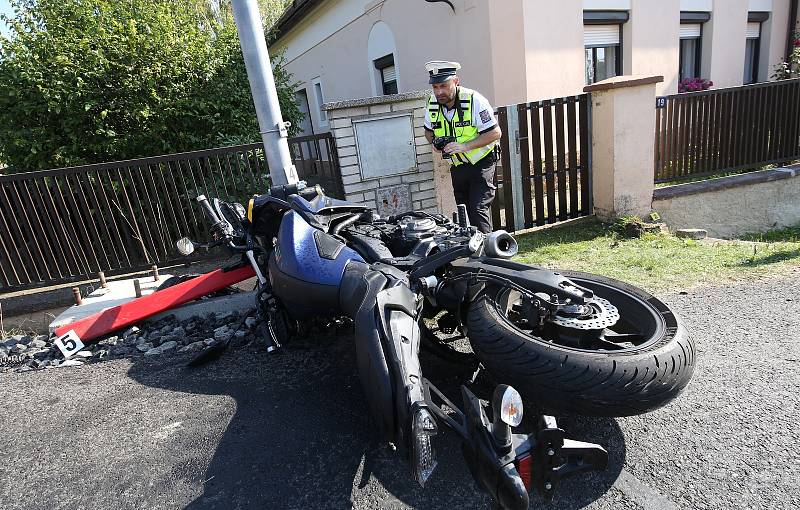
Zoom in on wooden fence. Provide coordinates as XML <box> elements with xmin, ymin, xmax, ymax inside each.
<box><xmin>492</xmin><ymin>94</ymin><xmax>592</xmax><ymax>232</ymax></box>
<box><xmin>655</xmin><ymin>78</ymin><xmax>800</xmax><ymax>183</ymax></box>
<box><xmin>0</xmin><ymin>134</ymin><xmax>341</xmax><ymax>292</ymax></box>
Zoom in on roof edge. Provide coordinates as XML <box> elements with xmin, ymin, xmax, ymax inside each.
<box><xmin>269</xmin><ymin>0</ymin><xmax>328</xmax><ymax>45</ymax></box>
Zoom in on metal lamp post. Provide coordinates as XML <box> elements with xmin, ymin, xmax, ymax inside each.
<box><xmin>230</xmin><ymin>0</ymin><xmax>299</xmax><ymax>186</ymax></box>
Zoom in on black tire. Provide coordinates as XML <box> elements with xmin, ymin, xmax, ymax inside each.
<box><xmin>466</xmin><ymin>270</ymin><xmax>695</xmax><ymax>417</ymax></box>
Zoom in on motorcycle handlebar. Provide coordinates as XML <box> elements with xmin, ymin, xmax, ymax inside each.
<box><xmin>195</xmin><ymin>195</ymin><xmax>253</xmax><ymax>254</ymax></box>
<box><xmin>196</xmin><ymin>195</ymin><xmax>222</xmax><ymax>224</ymax></box>
<box><xmin>268</xmin><ymin>181</ymin><xmax>319</xmax><ymax>203</ymax></box>
<box><xmin>196</xmin><ymin>195</ymin><xmax>236</xmax><ymax>243</ymax></box>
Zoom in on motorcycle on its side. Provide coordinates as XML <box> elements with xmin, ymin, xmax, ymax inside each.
<box><xmin>176</xmin><ymin>181</ymin><xmax>694</xmax><ymax>510</ymax></box>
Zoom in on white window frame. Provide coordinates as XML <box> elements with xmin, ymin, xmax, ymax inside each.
<box><xmin>584</xmin><ymin>24</ymin><xmax>623</xmax><ymax>85</ymax></box>
<box><xmin>743</xmin><ymin>31</ymin><xmax>761</xmax><ymax>85</ymax></box>
<box><xmin>679</xmin><ymin>24</ymin><xmax>703</xmax><ymax>82</ymax></box>
<box><xmin>373</xmin><ymin>53</ymin><xmax>398</xmax><ymax>96</ymax></box>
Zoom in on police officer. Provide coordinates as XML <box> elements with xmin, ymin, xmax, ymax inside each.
<box><xmin>423</xmin><ymin>61</ymin><xmax>502</xmax><ymax>233</ymax></box>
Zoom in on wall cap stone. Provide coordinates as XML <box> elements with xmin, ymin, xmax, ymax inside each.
<box><xmin>323</xmin><ymin>90</ymin><xmax>430</xmax><ymax>111</ymax></box>
<box><xmin>653</xmin><ymin>165</ymin><xmax>800</xmax><ymax>201</ymax></box>
<box><xmin>583</xmin><ymin>75</ymin><xmax>664</xmax><ymax>93</ymax></box>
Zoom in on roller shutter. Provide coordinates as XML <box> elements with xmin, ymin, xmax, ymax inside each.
<box><xmin>584</xmin><ymin>25</ymin><xmax>620</xmax><ymax>47</ymax></box>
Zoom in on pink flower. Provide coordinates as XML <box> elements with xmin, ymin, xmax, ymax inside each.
<box><xmin>679</xmin><ymin>77</ymin><xmax>713</xmax><ymax>93</ymax></box>
<box><xmin>795</xmin><ymin>39</ymin><xmax>800</xmax><ymax>47</ymax></box>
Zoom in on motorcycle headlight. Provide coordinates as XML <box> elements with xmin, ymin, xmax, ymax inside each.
<box><xmin>175</xmin><ymin>237</ymin><xmax>195</xmax><ymax>256</ymax></box>
<box><xmin>411</xmin><ymin>407</ymin><xmax>438</xmax><ymax>486</ymax></box>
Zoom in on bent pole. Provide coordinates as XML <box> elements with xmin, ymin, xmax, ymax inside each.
<box><xmin>230</xmin><ymin>0</ymin><xmax>299</xmax><ymax>186</ymax></box>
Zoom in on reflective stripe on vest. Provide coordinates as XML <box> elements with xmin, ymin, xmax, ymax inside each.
<box><xmin>426</xmin><ymin>88</ymin><xmax>496</xmax><ymax>166</ymax></box>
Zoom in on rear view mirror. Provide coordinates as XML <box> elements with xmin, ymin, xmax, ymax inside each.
<box><xmin>176</xmin><ymin>237</ymin><xmax>195</xmax><ymax>256</ymax></box>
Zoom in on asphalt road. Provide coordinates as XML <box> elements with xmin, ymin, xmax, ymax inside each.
<box><xmin>1</xmin><ymin>270</ymin><xmax>798</xmax><ymax>510</ymax></box>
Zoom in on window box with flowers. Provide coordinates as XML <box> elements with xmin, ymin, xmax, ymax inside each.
<box><xmin>678</xmin><ymin>77</ymin><xmax>713</xmax><ymax>93</ymax></box>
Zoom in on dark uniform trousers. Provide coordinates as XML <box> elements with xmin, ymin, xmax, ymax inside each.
<box><xmin>450</xmin><ymin>152</ymin><xmax>497</xmax><ymax>234</ymax></box>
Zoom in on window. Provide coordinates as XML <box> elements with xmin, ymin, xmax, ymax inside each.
<box><xmin>584</xmin><ymin>24</ymin><xmax>622</xmax><ymax>85</ymax></box>
<box><xmin>368</xmin><ymin>22</ymin><xmax>398</xmax><ymax>97</ymax></box>
<box><xmin>374</xmin><ymin>54</ymin><xmax>398</xmax><ymax>95</ymax></box>
<box><xmin>294</xmin><ymin>89</ymin><xmax>314</xmax><ymax>136</ymax></box>
<box><xmin>679</xmin><ymin>24</ymin><xmax>702</xmax><ymax>82</ymax></box>
<box><xmin>583</xmin><ymin>11</ymin><xmax>628</xmax><ymax>85</ymax></box>
<box><xmin>313</xmin><ymin>79</ymin><xmax>327</xmax><ymax>127</ymax></box>
<box><xmin>744</xmin><ymin>22</ymin><xmax>761</xmax><ymax>84</ymax></box>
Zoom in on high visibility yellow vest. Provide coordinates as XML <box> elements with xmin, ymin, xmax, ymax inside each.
<box><xmin>426</xmin><ymin>87</ymin><xmax>496</xmax><ymax>166</ymax></box>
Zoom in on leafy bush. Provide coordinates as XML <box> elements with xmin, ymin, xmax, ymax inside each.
<box><xmin>678</xmin><ymin>77</ymin><xmax>713</xmax><ymax>93</ymax></box>
<box><xmin>0</xmin><ymin>0</ymin><xmax>301</xmax><ymax>172</ymax></box>
<box><xmin>772</xmin><ymin>30</ymin><xmax>800</xmax><ymax>80</ymax></box>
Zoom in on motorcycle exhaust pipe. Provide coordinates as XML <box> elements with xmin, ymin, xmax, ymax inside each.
<box><xmin>484</xmin><ymin>230</ymin><xmax>518</xmax><ymax>259</ymax></box>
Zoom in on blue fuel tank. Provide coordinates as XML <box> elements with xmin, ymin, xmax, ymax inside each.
<box><xmin>268</xmin><ymin>210</ymin><xmax>365</xmax><ymax>317</ymax></box>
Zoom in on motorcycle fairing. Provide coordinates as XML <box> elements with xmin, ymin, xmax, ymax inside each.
<box><xmin>340</xmin><ymin>261</ymin><xmax>396</xmax><ymax>439</ymax></box>
<box><xmin>339</xmin><ymin>261</ymin><xmax>426</xmax><ymax>447</ymax></box>
<box><xmin>375</xmin><ymin>283</ymin><xmax>427</xmax><ymax>438</ymax></box>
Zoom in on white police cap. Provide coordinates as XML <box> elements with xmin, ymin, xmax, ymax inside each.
<box><xmin>425</xmin><ymin>60</ymin><xmax>461</xmax><ymax>84</ymax></box>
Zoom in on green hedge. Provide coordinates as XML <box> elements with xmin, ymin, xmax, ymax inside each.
<box><xmin>0</xmin><ymin>0</ymin><xmax>301</xmax><ymax>172</ymax></box>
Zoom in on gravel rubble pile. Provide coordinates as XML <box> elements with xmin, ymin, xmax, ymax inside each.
<box><xmin>0</xmin><ymin>310</ymin><xmax>266</xmax><ymax>372</ymax></box>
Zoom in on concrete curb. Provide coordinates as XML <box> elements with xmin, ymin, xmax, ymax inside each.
<box><xmin>653</xmin><ymin>166</ymin><xmax>800</xmax><ymax>200</ymax></box>
<box><xmin>2</xmin><ymin>258</ymin><xmax>228</xmax><ymax>317</ymax></box>
<box><xmin>146</xmin><ymin>291</ymin><xmax>257</xmax><ymax>325</ymax></box>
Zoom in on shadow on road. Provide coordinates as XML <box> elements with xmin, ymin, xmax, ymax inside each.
<box><xmin>126</xmin><ymin>335</ymin><xmax>626</xmax><ymax>509</ymax></box>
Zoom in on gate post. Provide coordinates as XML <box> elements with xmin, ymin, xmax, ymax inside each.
<box><xmin>504</xmin><ymin>105</ymin><xmax>527</xmax><ymax>231</ymax></box>
<box><xmin>584</xmin><ymin>76</ymin><xmax>663</xmax><ymax>220</ymax></box>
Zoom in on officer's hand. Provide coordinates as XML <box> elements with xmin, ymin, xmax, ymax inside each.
<box><xmin>444</xmin><ymin>142</ymin><xmax>467</xmax><ymax>154</ymax></box>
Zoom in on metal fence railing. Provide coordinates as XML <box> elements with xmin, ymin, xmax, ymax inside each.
<box><xmin>288</xmin><ymin>133</ymin><xmax>344</xmax><ymax>199</ymax></box>
<box><xmin>0</xmin><ymin>134</ymin><xmax>342</xmax><ymax>293</ymax></box>
<box><xmin>655</xmin><ymin>78</ymin><xmax>800</xmax><ymax>183</ymax></box>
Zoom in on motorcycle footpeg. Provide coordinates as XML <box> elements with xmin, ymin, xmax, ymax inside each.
<box><xmin>532</xmin><ymin>415</ymin><xmax>608</xmax><ymax>501</ymax></box>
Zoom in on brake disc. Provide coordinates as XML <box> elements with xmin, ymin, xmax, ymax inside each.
<box><xmin>551</xmin><ymin>296</ymin><xmax>620</xmax><ymax>330</ymax></box>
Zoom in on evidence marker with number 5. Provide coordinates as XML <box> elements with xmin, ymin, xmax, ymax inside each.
<box><xmin>54</xmin><ymin>330</ymin><xmax>85</xmax><ymax>359</ymax></box>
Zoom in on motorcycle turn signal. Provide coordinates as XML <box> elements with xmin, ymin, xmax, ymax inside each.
<box><xmin>410</xmin><ymin>406</ymin><xmax>439</xmax><ymax>487</ymax></box>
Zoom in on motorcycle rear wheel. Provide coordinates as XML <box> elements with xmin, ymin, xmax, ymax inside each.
<box><xmin>466</xmin><ymin>270</ymin><xmax>695</xmax><ymax>417</ymax></box>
